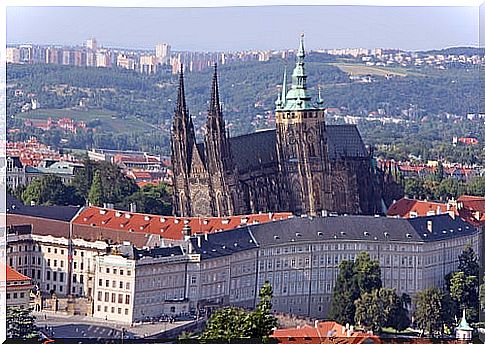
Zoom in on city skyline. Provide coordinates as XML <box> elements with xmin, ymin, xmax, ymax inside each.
<box><xmin>7</xmin><ymin>6</ymin><xmax>479</xmax><ymax>51</ymax></box>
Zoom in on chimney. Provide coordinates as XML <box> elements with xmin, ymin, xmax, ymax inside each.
<box><xmin>204</xmin><ymin>232</ymin><xmax>208</xmax><ymax>241</ymax></box>
<box><xmin>129</xmin><ymin>203</ymin><xmax>137</xmax><ymax>213</ymax></box>
<box><xmin>197</xmin><ymin>235</ymin><xmax>202</xmax><ymax>248</ymax></box>
<box><xmin>427</xmin><ymin>220</ymin><xmax>433</xmax><ymax>233</ymax></box>
<box><xmin>314</xmin><ymin>320</ymin><xmax>319</xmax><ymax>328</ymax></box>
<box><xmin>182</xmin><ymin>224</ymin><xmax>192</xmax><ymax>240</ymax></box>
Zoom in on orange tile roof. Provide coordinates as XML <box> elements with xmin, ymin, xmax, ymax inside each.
<box><xmin>6</xmin><ymin>265</ymin><xmax>31</xmax><ymax>282</ymax></box>
<box><xmin>387</xmin><ymin>198</ymin><xmax>449</xmax><ymax>218</ymax></box>
<box><xmin>72</xmin><ymin>206</ymin><xmax>292</xmax><ymax>241</ymax></box>
<box><xmin>387</xmin><ymin>196</ymin><xmax>484</xmax><ymax>226</ymax></box>
<box><xmin>272</xmin><ymin>321</ymin><xmax>380</xmax><ymax>344</ymax></box>
<box><xmin>458</xmin><ymin>195</ymin><xmax>485</xmax><ymax>213</ymax></box>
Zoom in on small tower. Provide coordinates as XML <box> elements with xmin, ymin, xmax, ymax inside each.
<box><xmin>456</xmin><ymin>309</ymin><xmax>473</xmax><ymax>341</ymax></box>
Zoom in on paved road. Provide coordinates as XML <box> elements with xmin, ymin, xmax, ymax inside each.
<box><xmin>34</xmin><ymin>311</ymin><xmax>193</xmax><ymax>339</ymax></box>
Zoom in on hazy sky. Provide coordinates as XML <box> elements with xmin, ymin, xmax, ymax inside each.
<box><xmin>6</xmin><ymin>6</ymin><xmax>479</xmax><ymax>51</ymax></box>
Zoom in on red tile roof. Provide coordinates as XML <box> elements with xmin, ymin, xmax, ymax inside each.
<box><xmin>387</xmin><ymin>198</ymin><xmax>449</xmax><ymax>218</ymax></box>
<box><xmin>6</xmin><ymin>265</ymin><xmax>31</xmax><ymax>282</ymax></box>
<box><xmin>458</xmin><ymin>195</ymin><xmax>485</xmax><ymax>213</ymax></box>
<box><xmin>72</xmin><ymin>206</ymin><xmax>293</xmax><ymax>241</ymax></box>
<box><xmin>387</xmin><ymin>196</ymin><xmax>485</xmax><ymax>226</ymax></box>
<box><xmin>271</xmin><ymin>321</ymin><xmax>380</xmax><ymax>344</ymax></box>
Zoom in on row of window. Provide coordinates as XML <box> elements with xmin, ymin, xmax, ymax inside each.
<box><xmin>99</xmin><ymin>267</ymin><xmax>131</xmax><ymax>276</ymax></box>
<box><xmin>97</xmin><ymin>291</ymin><xmax>130</xmax><ymax>305</ymax></box>
<box><xmin>6</xmin><ymin>292</ymin><xmax>26</xmax><ymax>299</ymax></box>
<box><xmin>98</xmin><ymin>279</ymin><xmax>131</xmax><ymax>290</ymax></box>
<box><xmin>97</xmin><ymin>305</ymin><xmax>130</xmax><ymax>315</ymax></box>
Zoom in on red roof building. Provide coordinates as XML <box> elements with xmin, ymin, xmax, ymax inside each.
<box><xmin>5</xmin><ymin>265</ymin><xmax>32</xmax><ymax>309</ymax></box>
<box><xmin>387</xmin><ymin>196</ymin><xmax>485</xmax><ymax>226</ymax></box>
<box><xmin>271</xmin><ymin>321</ymin><xmax>380</xmax><ymax>344</ymax></box>
<box><xmin>72</xmin><ymin>206</ymin><xmax>293</xmax><ymax>241</ymax></box>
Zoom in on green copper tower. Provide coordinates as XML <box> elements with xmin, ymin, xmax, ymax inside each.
<box><xmin>276</xmin><ymin>34</ymin><xmax>323</xmax><ymax>111</ymax></box>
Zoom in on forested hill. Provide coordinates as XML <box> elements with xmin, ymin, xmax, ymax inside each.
<box><xmin>6</xmin><ymin>54</ymin><xmax>481</xmax><ymax>162</ymax></box>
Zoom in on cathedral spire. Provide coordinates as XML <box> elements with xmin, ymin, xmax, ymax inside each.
<box><xmin>297</xmin><ymin>33</ymin><xmax>305</xmax><ymax>61</ymax></box>
<box><xmin>208</xmin><ymin>63</ymin><xmax>222</xmax><ymax>122</ymax></box>
<box><xmin>281</xmin><ymin>66</ymin><xmax>287</xmax><ymax>104</ymax></box>
<box><xmin>205</xmin><ymin>63</ymin><xmax>232</xmax><ymax>172</ymax></box>
<box><xmin>175</xmin><ymin>64</ymin><xmax>189</xmax><ymax>126</ymax></box>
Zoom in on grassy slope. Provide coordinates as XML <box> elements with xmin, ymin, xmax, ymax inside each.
<box><xmin>18</xmin><ymin>108</ymin><xmax>157</xmax><ymax>133</ymax></box>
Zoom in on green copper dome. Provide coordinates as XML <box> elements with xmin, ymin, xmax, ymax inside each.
<box><xmin>276</xmin><ymin>34</ymin><xmax>324</xmax><ymax>112</ymax></box>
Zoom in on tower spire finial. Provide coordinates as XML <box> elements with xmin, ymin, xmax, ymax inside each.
<box><xmin>297</xmin><ymin>33</ymin><xmax>305</xmax><ymax>60</ymax></box>
<box><xmin>282</xmin><ymin>66</ymin><xmax>287</xmax><ymax>104</ymax></box>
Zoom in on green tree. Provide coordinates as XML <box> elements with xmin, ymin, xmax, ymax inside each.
<box><xmin>458</xmin><ymin>245</ymin><xmax>479</xmax><ymax>277</ymax></box>
<box><xmin>328</xmin><ymin>260</ymin><xmax>360</xmax><ymax>325</ymax></box>
<box><xmin>85</xmin><ymin>162</ymin><xmax>138</xmax><ymax>206</ymax></box>
<box><xmin>88</xmin><ymin>171</ymin><xmax>104</xmax><ymax>206</ymax></box>
<box><xmin>122</xmin><ymin>183</ymin><xmax>172</xmax><ymax>215</ymax></box>
<box><xmin>71</xmin><ymin>155</ymin><xmax>96</xmax><ymax>200</ymax></box>
<box><xmin>200</xmin><ymin>306</ymin><xmax>251</xmax><ymax>341</ymax></box>
<box><xmin>6</xmin><ymin>306</ymin><xmax>38</xmax><ymax>339</ymax></box>
<box><xmin>449</xmin><ymin>271</ymin><xmax>479</xmax><ymax>322</ymax></box>
<box><xmin>387</xmin><ymin>293</ymin><xmax>412</xmax><ymax>332</ymax></box>
<box><xmin>328</xmin><ymin>252</ymin><xmax>382</xmax><ymax>325</ymax></box>
<box><xmin>245</xmin><ymin>281</ymin><xmax>278</xmax><ymax>342</ymax></box>
<box><xmin>436</xmin><ymin>178</ymin><xmax>466</xmax><ymax>200</ymax></box>
<box><xmin>354</xmin><ymin>289</ymin><xmax>386</xmax><ymax>332</ymax></box>
<box><xmin>446</xmin><ymin>245</ymin><xmax>480</xmax><ymax>322</ymax></box>
<box><xmin>413</xmin><ymin>287</ymin><xmax>454</xmax><ymax>337</ymax></box>
<box><xmin>354</xmin><ymin>288</ymin><xmax>410</xmax><ymax>333</ymax></box>
<box><xmin>22</xmin><ymin>175</ymin><xmax>84</xmax><ymax>206</ymax></box>
<box><xmin>200</xmin><ymin>282</ymin><xmax>278</xmax><ymax>341</ymax></box>
<box><xmin>354</xmin><ymin>251</ymin><xmax>382</xmax><ymax>294</ymax></box>
<box><xmin>466</xmin><ymin>176</ymin><xmax>485</xmax><ymax>197</ymax></box>
<box><xmin>404</xmin><ymin>178</ymin><xmax>430</xmax><ymax>200</ymax></box>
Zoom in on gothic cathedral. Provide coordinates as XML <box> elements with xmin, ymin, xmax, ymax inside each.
<box><xmin>171</xmin><ymin>35</ymin><xmax>401</xmax><ymax>217</ymax></box>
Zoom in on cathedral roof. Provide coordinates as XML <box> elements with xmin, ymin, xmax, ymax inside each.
<box><xmin>326</xmin><ymin>125</ymin><xmax>369</xmax><ymax>159</ymax></box>
<box><xmin>195</xmin><ymin>124</ymin><xmax>368</xmax><ymax>173</ymax></box>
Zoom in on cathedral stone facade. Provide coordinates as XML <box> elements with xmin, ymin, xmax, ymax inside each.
<box><xmin>171</xmin><ymin>36</ymin><xmax>401</xmax><ymax>217</ymax></box>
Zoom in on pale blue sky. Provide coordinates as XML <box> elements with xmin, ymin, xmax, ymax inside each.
<box><xmin>6</xmin><ymin>6</ymin><xmax>479</xmax><ymax>51</ymax></box>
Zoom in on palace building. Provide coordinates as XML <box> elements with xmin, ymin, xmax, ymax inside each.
<box><xmin>171</xmin><ymin>35</ymin><xmax>401</xmax><ymax>217</ymax></box>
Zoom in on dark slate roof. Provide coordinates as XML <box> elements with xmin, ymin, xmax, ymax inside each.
<box><xmin>248</xmin><ymin>214</ymin><xmax>478</xmax><ymax>246</ymax></box>
<box><xmin>190</xmin><ymin>227</ymin><xmax>258</xmax><ymax>259</ymax></box>
<box><xmin>118</xmin><ymin>244</ymin><xmax>184</xmax><ymax>260</ymax></box>
<box><xmin>249</xmin><ymin>215</ymin><xmax>422</xmax><ymax>244</ymax></box>
<box><xmin>229</xmin><ymin>129</ymin><xmax>278</xmax><ymax>172</ymax></box>
<box><xmin>326</xmin><ymin>125</ymin><xmax>368</xmax><ymax>159</ymax></box>
<box><xmin>408</xmin><ymin>214</ymin><xmax>477</xmax><ymax>241</ymax></box>
<box><xmin>196</xmin><ymin>125</ymin><xmax>368</xmax><ymax>172</ymax></box>
<box><xmin>7</xmin><ymin>193</ymin><xmax>81</xmax><ymax>222</ymax></box>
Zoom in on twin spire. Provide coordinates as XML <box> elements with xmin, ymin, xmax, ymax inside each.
<box><xmin>174</xmin><ymin>62</ymin><xmax>224</xmax><ymax>132</ymax></box>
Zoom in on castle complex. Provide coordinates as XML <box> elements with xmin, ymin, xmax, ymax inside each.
<box><xmin>171</xmin><ymin>35</ymin><xmax>400</xmax><ymax>217</ymax></box>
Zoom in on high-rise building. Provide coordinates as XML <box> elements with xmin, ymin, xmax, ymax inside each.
<box><xmin>6</xmin><ymin>47</ymin><xmax>20</xmax><ymax>63</ymax></box>
<box><xmin>116</xmin><ymin>53</ymin><xmax>136</xmax><ymax>70</ymax></box>
<box><xmin>86</xmin><ymin>38</ymin><xmax>98</xmax><ymax>51</ymax></box>
<box><xmin>155</xmin><ymin>43</ymin><xmax>171</xmax><ymax>64</ymax></box>
<box><xmin>96</xmin><ymin>50</ymin><xmax>110</xmax><ymax>68</ymax></box>
<box><xmin>139</xmin><ymin>55</ymin><xmax>157</xmax><ymax>74</ymax></box>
